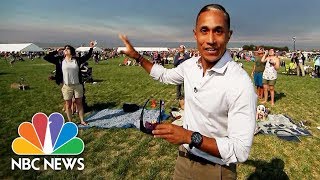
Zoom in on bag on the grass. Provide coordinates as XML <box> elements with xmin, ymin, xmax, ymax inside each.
<box><xmin>123</xmin><ymin>103</ymin><xmax>140</xmax><ymax>112</ymax></box>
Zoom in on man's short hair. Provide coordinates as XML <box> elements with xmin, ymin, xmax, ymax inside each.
<box><xmin>196</xmin><ymin>4</ymin><xmax>230</xmax><ymax>30</ymax></box>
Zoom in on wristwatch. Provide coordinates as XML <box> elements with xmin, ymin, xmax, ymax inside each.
<box><xmin>189</xmin><ymin>132</ymin><xmax>203</xmax><ymax>149</ymax></box>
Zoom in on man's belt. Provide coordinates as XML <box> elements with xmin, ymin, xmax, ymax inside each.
<box><xmin>178</xmin><ymin>147</ymin><xmax>217</xmax><ymax>166</ymax></box>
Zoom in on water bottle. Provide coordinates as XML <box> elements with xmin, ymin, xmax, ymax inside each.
<box><xmin>161</xmin><ymin>100</ymin><xmax>165</xmax><ymax>111</ymax></box>
<box><xmin>151</xmin><ymin>99</ymin><xmax>156</xmax><ymax>108</ymax></box>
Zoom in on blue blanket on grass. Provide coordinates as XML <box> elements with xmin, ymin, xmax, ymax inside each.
<box><xmin>256</xmin><ymin>114</ymin><xmax>312</xmax><ymax>142</ymax></box>
<box><xmin>78</xmin><ymin>108</ymin><xmax>169</xmax><ymax>129</ymax></box>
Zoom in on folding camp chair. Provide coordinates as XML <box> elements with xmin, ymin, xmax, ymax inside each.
<box><xmin>284</xmin><ymin>63</ymin><xmax>296</xmax><ymax>75</ymax></box>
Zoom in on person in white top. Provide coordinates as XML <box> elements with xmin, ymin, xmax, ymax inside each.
<box><xmin>118</xmin><ymin>4</ymin><xmax>256</xmax><ymax>179</ymax></box>
<box><xmin>261</xmin><ymin>49</ymin><xmax>280</xmax><ymax>106</ymax></box>
<box><xmin>44</xmin><ymin>41</ymin><xmax>94</xmax><ymax>126</ymax></box>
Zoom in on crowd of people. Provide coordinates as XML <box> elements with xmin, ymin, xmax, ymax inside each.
<box><xmin>250</xmin><ymin>47</ymin><xmax>320</xmax><ymax>106</ymax></box>
<box><xmin>0</xmin><ymin>51</ymin><xmax>44</xmax><ymax>66</ymax></box>
<box><xmin>289</xmin><ymin>51</ymin><xmax>320</xmax><ymax>77</ymax></box>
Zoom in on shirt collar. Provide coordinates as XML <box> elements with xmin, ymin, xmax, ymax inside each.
<box><xmin>196</xmin><ymin>50</ymin><xmax>232</xmax><ymax>74</ymax></box>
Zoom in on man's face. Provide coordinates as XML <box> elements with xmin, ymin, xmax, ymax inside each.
<box><xmin>194</xmin><ymin>9</ymin><xmax>232</xmax><ymax>63</ymax></box>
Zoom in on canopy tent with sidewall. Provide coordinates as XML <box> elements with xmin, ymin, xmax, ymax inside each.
<box><xmin>0</xmin><ymin>43</ymin><xmax>44</xmax><ymax>53</ymax></box>
<box><xmin>117</xmin><ymin>47</ymin><xmax>169</xmax><ymax>53</ymax></box>
<box><xmin>76</xmin><ymin>47</ymin><xmax>103</xmax><ymax>53</ymax></box>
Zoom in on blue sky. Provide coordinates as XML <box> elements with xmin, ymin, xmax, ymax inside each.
<box><xmin>1</xmin><ymin>0</ymin><xmax>320</xmax><ymax>49</ymax></box>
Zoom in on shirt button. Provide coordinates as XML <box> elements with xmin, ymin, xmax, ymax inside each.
<box><xmin>194</xmin><ymin>87</ymin><xmax>198</xmax><ymax>93</ymax></box>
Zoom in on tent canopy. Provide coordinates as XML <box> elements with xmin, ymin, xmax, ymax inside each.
<box><xmin>117</xmin><ymin>47</ymin><xmax>169</xmax><ymax>53</ymax></box>
<box><xmin>76</xmin><ymin>47</ymin><xmax>103</xmax><ymax>52</ymax></box>
<box><xmin>0</xmin><ymin>43</ymin><xmax>44</xmax><ymax>52</ymax></box>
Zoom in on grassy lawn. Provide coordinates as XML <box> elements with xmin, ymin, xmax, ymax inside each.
<box><xmin>0</xmin><ymin>56</ymin><xmax>319</xmax><ymax>179</ymax></box>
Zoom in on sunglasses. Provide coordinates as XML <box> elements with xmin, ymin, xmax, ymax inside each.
<box><xmin>140</xmin><ymin>99</ymin><xmax>164</xmax><ymax>135</ymax></box>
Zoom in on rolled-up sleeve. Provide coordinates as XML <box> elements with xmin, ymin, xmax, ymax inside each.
<box><xmin>150</xmin><ymin>64</ymin><xmax>184</xmax><ymax>85</ymax></box>
<box><xmin>215</xmin><ymin>78</ymin><xmax>257</xmax><ymax>165</ymax></box>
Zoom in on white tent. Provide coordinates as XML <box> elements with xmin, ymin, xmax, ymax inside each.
<box><xmin>76</xmin><ymin>47</ymin><xmax>103</xmax><ymax>52</ymax></box>
<box><xmin>0</xmin><ymin>43</ymin><xmax>44</xmax><ymax>52</ymax></box>
<box><xmin>117</xmin><ymin>47</ymin><xmax>169</xmax><ymax>53</ymax></box>
<box><xmin>228</xmin><ymin>47</ymin><xmax>243</xmax><ymax>52</ymax></box>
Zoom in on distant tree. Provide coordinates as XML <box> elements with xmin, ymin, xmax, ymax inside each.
<box><xmin>282</xmin><ymin>46</ymin><xmax>289</xmax><ymax>51</ymax></box>
<box><xmin>242</xmin><ymin>45</ymin><xmax>250</xmax><ymax>50</ymax></box>
<box><xmin>242</xmin><ymin>44</ymin><xmax>289</xmax><ymax>52</ymax></box>
<box><xmin>242</xmin><ymin>44</ymin><xmax>256</xmax><ymax>50</ymax></box>
<box><xmin>249</xmin><ymin>44</ymin><xmax>255</xmax><ymax>50</ymax></box>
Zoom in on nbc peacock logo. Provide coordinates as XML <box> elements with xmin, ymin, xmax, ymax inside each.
<box><xmin>12</xmin><ymin>112</ymin><xmax>84</xmax><ymax>155</ymax></box>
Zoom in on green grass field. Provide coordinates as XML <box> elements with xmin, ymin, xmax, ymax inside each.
<box><xmin>0</xmin><ymin>56</ymin><xmax>319</xmax><ymax>179</ymax></box>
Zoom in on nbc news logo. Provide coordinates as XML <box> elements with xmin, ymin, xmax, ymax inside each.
<box><xmin>11</xmin><ymin>112</ymin><xmax>85</xmax><ymax>170</ymax></box>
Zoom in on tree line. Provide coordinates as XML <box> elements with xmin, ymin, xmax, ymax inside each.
<box><xmin>242</xmin><ymin>44</ymin><xmax>289</xmax><ymax>51</ymax></box>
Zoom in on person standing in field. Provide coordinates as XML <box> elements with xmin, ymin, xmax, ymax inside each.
<box><xmin>251</xmin><ymin>46</ymin><xmax>266</xmax><ymax>99</ymax></box>
<box><xmin>261</xmin><ymin>49</ymin><xmax>280</xmax><ymax>106</ymax></box>
<box><xmin>44</xmin><ymin>41</ymin><xmax>94</xmax><ymax>125</ymax></box>
<box><xmin>118</xmin><ymin>4</ymin><xmax>256</xmax><ymax>179</ymax></box>
<box><xmin>173</xmin><ymin>44</ymin><xmax>190</xmax><ymax>109</ymax></box>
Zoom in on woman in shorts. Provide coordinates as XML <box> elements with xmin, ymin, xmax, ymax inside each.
<box><xmin>44</xmin><ymin>41</ymin><xmax>94</xmax><ymax>125</ymax></box>
<box><xmin>251</xmin><ymin>47</ymin><xmax>266</xmax><ymax>99</ymax></box>
<box><xmin>261</xmin><ymin>49</ymin><xmax>280</xmax><ymax>106</ymax></box>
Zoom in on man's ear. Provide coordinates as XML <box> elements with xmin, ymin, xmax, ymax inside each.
<box><xmin>193</xmin><ymin>29</ymin><xmax>197</xmax><ymax>41</ymax></box>
<box><xmin>228</xmin><ymin>30</ymin><xmax>233</xmax><ymax>40</ymax></box>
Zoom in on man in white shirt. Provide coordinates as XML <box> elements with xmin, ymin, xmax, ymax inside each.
<box><xmin>119</xmin><ymin>4</ymin><xmax>256</xmax><ymax>180</ymax></box>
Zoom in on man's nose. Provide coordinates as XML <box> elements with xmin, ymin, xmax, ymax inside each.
<box><xmin>207</xmin><ymin>31</ymin><xmax>216</xmax><ymax>45</ymax></box>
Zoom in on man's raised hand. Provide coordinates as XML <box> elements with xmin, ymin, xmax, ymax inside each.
<box><xmin>89</xmin><ymin>41</ymin><xmax>95</xmax><ymax>48</ymax></box>
<box><xmin>56</xmin><ymin>47</ymin><xmax>64</xmax><ymax>52</ymax></box>
<box><xmin>118</xmin><ymin>34</ymin><xmax>139</xmax><ymax>59</ymax></box>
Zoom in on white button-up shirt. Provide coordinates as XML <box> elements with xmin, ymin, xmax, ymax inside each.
<box><xmin>150</xmin><ymin>51</ymin><xmax>256</xmax><ymax>165</ymax></box>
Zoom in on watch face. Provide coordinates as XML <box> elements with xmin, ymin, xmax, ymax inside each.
<box><xmin>192</xmin><ymin>132</ymin><xmax>202</xmax><ymax>144</ymax></box>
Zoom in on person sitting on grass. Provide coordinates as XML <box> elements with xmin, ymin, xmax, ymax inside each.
<box><xmin>119</xmin><ymin>57</ymin><xmax>132</xmax><ymax>66</ymax></box>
